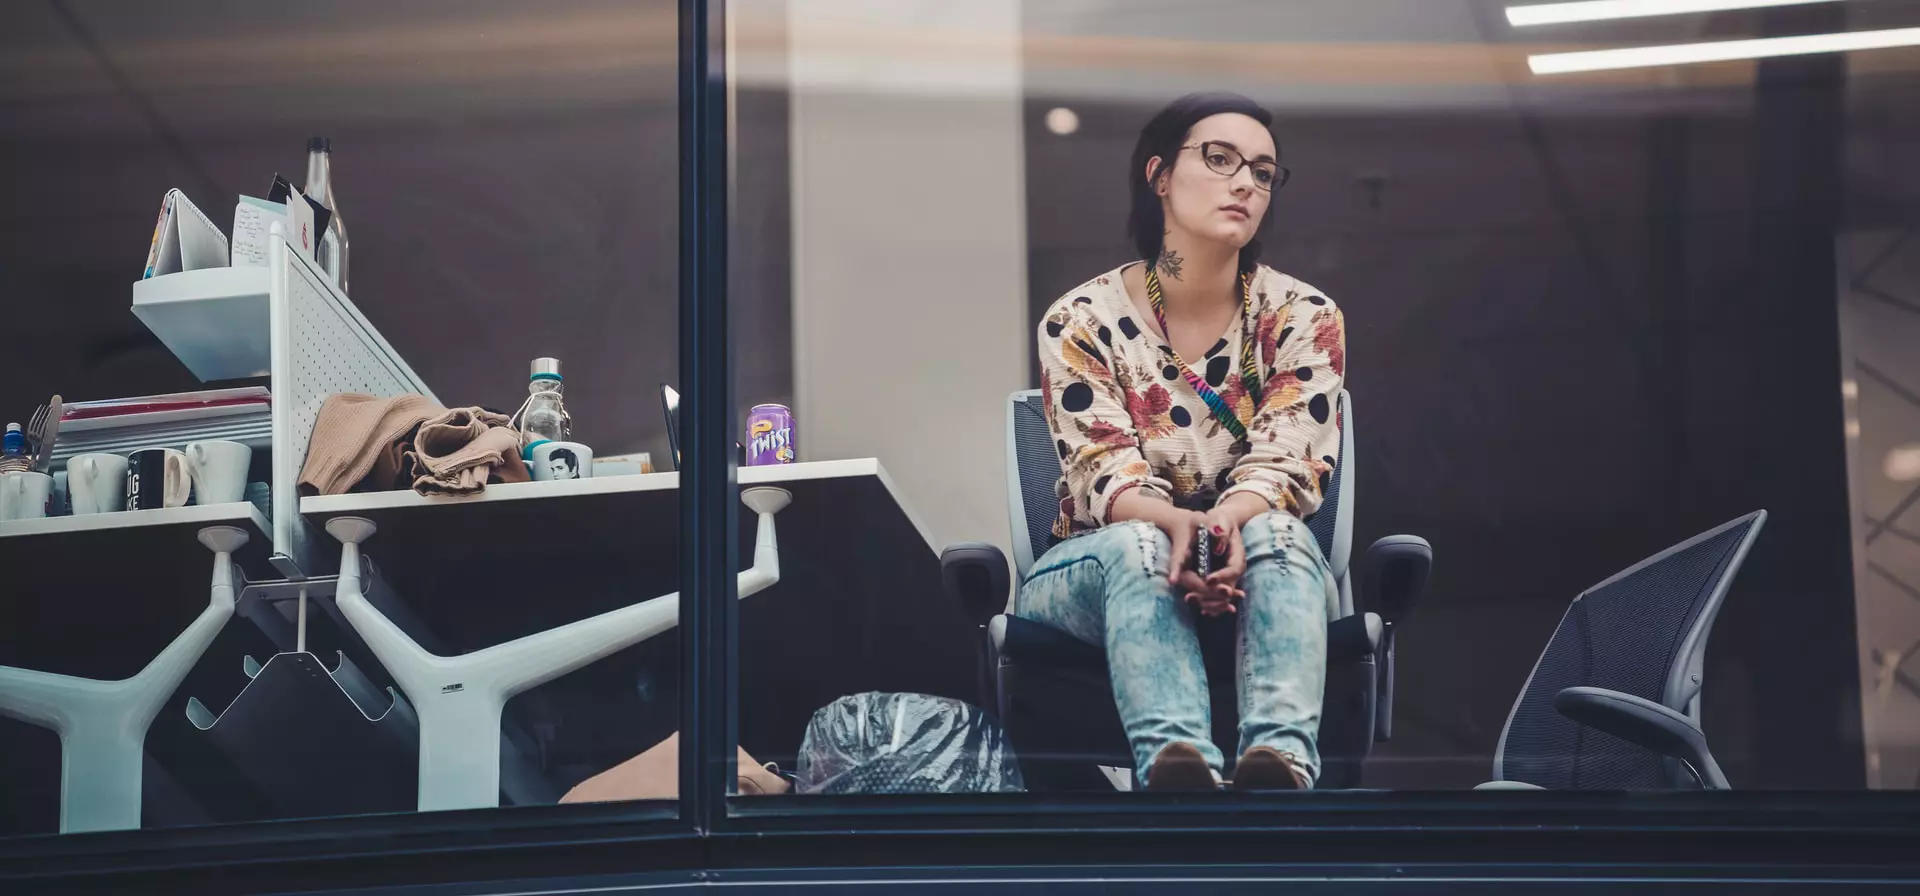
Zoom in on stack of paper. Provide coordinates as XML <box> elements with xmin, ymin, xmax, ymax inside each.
<box><xmin>52</xmin><ymin>387</ymin><xmax>271</xmax><ymax>465</ymax></box>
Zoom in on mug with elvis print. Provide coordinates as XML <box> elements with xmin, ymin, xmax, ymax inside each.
<box><xmin>529</xmin><ymin>441</ymin><xmax>593</xmax><ymax>482</ymax></box>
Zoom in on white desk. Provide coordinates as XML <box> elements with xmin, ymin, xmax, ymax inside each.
<box><xmin>0</xmin><ymin>508</ymin><xmax>268</xmax><ymax>832</ymax></box>
<box><xmin>297</xmin><ymin>458</ymin><xmax>977</xmax><ymax>809</ymax></box>
<box><xmin>0</xmin><ymin>503</ymin><xmax>274</xmax><ymax>679</ymax></box>
<box><xmin>0</xmin><ymin>461</ymin><xmax>981</xmax><ymax>828</ymax></box>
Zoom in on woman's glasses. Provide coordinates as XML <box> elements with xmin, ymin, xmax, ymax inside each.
<box><xmin>1183</xmin><ymin>141</ymin><xmax>1290</xmax><ymax>192</ymax></box>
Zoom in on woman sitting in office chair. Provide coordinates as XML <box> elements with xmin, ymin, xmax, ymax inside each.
<box><xmin>1026</xmin><ymin>92</ymin><xmax>1343</xmax><ymax>792</ymax></box>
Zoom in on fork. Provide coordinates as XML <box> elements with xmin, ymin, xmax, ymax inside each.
<box><xmin>25</xmin><ymin>404</ymin><xmax>46</xmax><ymax>455</ymax></box>
<box><xmin>33</xmin><ymin>395</ymin><xmax>62</xmax><ymax>473</ymax></box>
<box><xmin>17</xmin><ymin>403</ymin><xmax>47</xmax><ymax>470</ymax></box>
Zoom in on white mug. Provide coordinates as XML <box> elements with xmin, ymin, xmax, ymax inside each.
<box><xmin>530</xmin><ymin>441</ymin><xmax>593</xmax><ymax>481</ymax></box>
<box><xmin>69</xmin><ymin>453</ymin><xmax>130</xmax><ymax>515</ymax></box>
<box><xmin>0</xmin><ymin>472</ymin><xmax>54</xmax><ymax>521</ymax></box>
<box><xmin>186</xmin><ymin>440</ymin><xmax>252</xmax><ymax>505</ymax></box>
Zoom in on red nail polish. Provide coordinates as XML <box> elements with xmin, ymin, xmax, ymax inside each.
<box><xmin>1212</xmin><ymin>526</ymin><xmax>1226</xmax><ymax>537</ymax></box>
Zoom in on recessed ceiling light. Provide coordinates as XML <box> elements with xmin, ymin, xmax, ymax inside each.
<box><xmin>1887</xmin><ymin>443</ymin><xmax>1920</xmax><ymax>482</ymax></box>
<box><xmin>1508</xmin><ymin>0</ymin><xmax>1845</xmax><ymax>28</ymax></box>
<box><xmin>1045</xmin><ymin>107</ymin><xmax>1079</xmax><ymax>136</ymax></box>
<box><xmin>1529</xmin><ymin>25</ymin><xmax>1920</xmax><ymax>73</ymax></box>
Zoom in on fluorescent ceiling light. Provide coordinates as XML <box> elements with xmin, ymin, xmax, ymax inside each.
<box><xmin>1529</xmin><ymin>25</ymin><xmax>1920</xmax><ymax>73</ymax></box>
<box><xmin>1045</xmin><ymin>107</ymin><xmax>1080</xmax><ymax>135</ymax></box>
<box><xmin>1508</xmin><ymin>0</ymin><xmax>1845</xmax><ymax>28</ymax></box>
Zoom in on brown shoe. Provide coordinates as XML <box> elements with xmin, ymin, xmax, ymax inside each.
<box><xmin>1145</xmin><ymin>742</ymin><xmax>1218</xmax><ymax>792</ymax></box>
<box><xmin>1231</xmin><ymin>747</ymin><xmax>1310</xmax><ymax>791</ymax></box>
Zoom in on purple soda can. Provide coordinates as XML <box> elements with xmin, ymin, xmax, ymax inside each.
<box><xmin>745</xmin><ymin>404</ymin><xmax>797</xmax><ymax>466</ymax></box>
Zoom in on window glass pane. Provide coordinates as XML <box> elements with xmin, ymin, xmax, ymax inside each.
<box><xmin>728</xmin><ymin>0</ymin><xmax>1920</xmax><ymax>800</ymax></box>
<box><xmin>0</xmin><ymin>0</ymin><xmax>685</xmax><ymax>836</ymax></box>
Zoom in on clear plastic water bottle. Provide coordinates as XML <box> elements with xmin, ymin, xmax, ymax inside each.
<box><xmin>0</xmin><ymin>422</ymin><xmax>26</xmax><ymax>474</ymax></box>
<box><xmin>523</xmin><ymin>358</ymin><xmax>569</xmax><ymax>448</ymax></box>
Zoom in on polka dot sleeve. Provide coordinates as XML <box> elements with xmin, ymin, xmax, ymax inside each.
<box><xmin>1038</xmin><ymin>300</ymin><xmax>1173</xmax><ymax>529</ymax></box>
<box><xmin>1221</xmin><ymin>294</ymin><xmax>1345</xmax><ymax>519</ymax></box>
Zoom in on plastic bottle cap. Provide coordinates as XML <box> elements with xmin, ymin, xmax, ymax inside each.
<box><xmin>4</xmin><ymin>423</ymin><xmax>17</xmax><ymax>433</ymax></box>
<box><xmin>308</xmin><ymin>136</ymin><xmax>331</xmax><ymax>152</ymax></box>
<box><xmin>531</xmin><ymin>357</ymin><xmax>562</xmax><ymax>379</ymax></box>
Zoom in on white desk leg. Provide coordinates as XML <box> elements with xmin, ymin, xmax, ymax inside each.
<box><xmin>0</xmin><ymin>526</ymin><xmax>245</xmax><ymax>832</ymax></box>
<box><xmin>327</xmin><ymin>487</ymin><xmax>790</xmax><ymax>812</ymax></box>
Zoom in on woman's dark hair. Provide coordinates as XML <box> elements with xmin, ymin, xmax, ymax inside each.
<box><xmin>1126</xmin><ymin>92</ymin><xmax>1277</xmax><ymax>274</ymax></box>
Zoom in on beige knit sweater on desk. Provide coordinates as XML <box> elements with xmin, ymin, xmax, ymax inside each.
<box><xmin>299</xmin><ymin>393</ymin><xmax>529</xmax><ymax>496</ymax></box>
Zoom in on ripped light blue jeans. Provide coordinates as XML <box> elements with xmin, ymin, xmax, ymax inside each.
<box><xmin>1016</xmin><ymin>511</ymin><xmax>1336</xmax><ymax>785</ymax></box>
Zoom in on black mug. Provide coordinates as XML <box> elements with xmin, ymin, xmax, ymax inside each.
<box><xmin>127</xmin><ymin>448</ymin><xmax>192</xmax><ymax>510</ymax></box>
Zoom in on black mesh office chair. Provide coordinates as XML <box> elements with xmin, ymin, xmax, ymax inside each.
<box><xmin>1481</xmin><ymin>511</ymin><xmax>1767</xmax><ymax>791</ymax></box>
<box><xmin>941</xmin><ymin>389</ymin><xmax>1432</xmax><ymax>790</ymax></box>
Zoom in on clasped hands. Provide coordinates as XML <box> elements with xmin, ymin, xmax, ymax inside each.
<box><xmin>1159</xmin><ymin>493</ymin><xmax>1268</xmax><ymax>618</ymax></box>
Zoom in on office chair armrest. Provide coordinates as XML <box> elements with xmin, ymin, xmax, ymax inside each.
<box><xmin>1361</xmin><ymin>535</ymin><xmax>1428</xmax><ymax>742</ymax></box>
<box><xmin>941</xmin><ymin>542</ymin><xmax>1011</xmax><ymax>630</ymax></box>
<box><xmin>1327</xmin><ymin>612</ymin><xmax>1381</xmax><ymax>663</ymax></box>
<box><xmin>1554</xmin><ymin>687</ymin><xmax>1730</xmax><ymax>790</ymax></box>
<box><xmin>1375</xmin><ymin>616</ymin><xmax>1398</xmax><ymax>742</ymax></box>
<box><xmin>1361</xmin><ymin>535</ymin><xmax>1431</xmax><ymax>625</ymax></box>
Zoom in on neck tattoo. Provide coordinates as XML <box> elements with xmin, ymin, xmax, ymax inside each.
<box><xmin>1156</xmin><ymin>247</ymin><xmax>1185</xmax><ymax>281</ymax></box>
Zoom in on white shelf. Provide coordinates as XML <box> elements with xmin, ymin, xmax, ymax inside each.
<box><xmin>0</xmin><ymin>502</ymin><xmax>269</xmax><ymax>541</ymax></box>
<box><xmin>131</xmin><ymin>267</ymin><xmax>272</xmax><ymax>382</ymax></box>
<box><xmin>297</xmin><ymin>458</ymin><xmax>928</xmax><ymax>543</ymax></box>
<box><xmin>299</xmin><ymin>470</ymin><xmax>677</xmax><ymax>517</ymax></box>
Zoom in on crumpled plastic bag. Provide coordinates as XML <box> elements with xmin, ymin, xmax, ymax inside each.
<box><xmin>794</xmin><ymin>692</ymin><xmax>1024</xmax><ymax>795</ymax></box>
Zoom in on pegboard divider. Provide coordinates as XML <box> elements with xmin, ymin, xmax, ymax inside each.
<box><xmin>267</xmin><ymin>225</ymin><xmax>438</xmax><ymax>578</ymax></box>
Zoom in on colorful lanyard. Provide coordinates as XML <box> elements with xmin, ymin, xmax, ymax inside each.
<box><xmin>1144</xmin><ymin>263</ymin><xmax>1264</xmax><ymax>441</ymax></box>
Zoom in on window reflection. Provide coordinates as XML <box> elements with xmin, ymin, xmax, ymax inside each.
<box><xmin>740</xmin><ymin>0</ymin><xmax>1919</xmax><ymax>797</ymax></box>
<box><xmin>0</xmin><ymin>0</ymin><xmax>686</xmax><ymax>836</ymax></box>
<box><xmin>2</xmin><ymin>0</ymin><xmax>1918</xmax><ymax>848</ymax></box>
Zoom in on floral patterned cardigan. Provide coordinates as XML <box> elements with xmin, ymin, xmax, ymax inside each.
<box><xmin>1037</xmin><ymin>261</ymin><xmax>1346</xmax><ymax>541</ymax></box>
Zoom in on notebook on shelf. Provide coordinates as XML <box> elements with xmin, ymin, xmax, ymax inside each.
<box><xmin>142</xmin><ymin>188</ymin><xmax>230</xmax><ymax>279</ymax></box>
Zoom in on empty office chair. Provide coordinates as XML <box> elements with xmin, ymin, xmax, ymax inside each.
<box><xmin>1483</xmin><ymin>511</ymin><xmax>1766</xmax><ymax>791</ymax></box>
<box><xmin>942</xmin><ymin>389</ymin><xmax>1431</xmax><ymax>790</ymax></box>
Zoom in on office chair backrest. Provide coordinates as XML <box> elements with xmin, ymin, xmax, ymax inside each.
<box><xmin>1492</xmin><ymin>511</ymin><xmax>1767</xmax><ymax>789</ymax></box>
<box><xmin>1006</xmin><ymin>388</ymin><xmax>1353</xmax><ymax>608</ymax></box>
<box><xmin>1006</xmin><ymin>390</ymin><xmax>1061</xmax><ymax>578</ymax></box>
<box><xmin>1307</xmin><ymin>391</ymin><xmax>1355</xmax><ymax>616</ymax></box>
